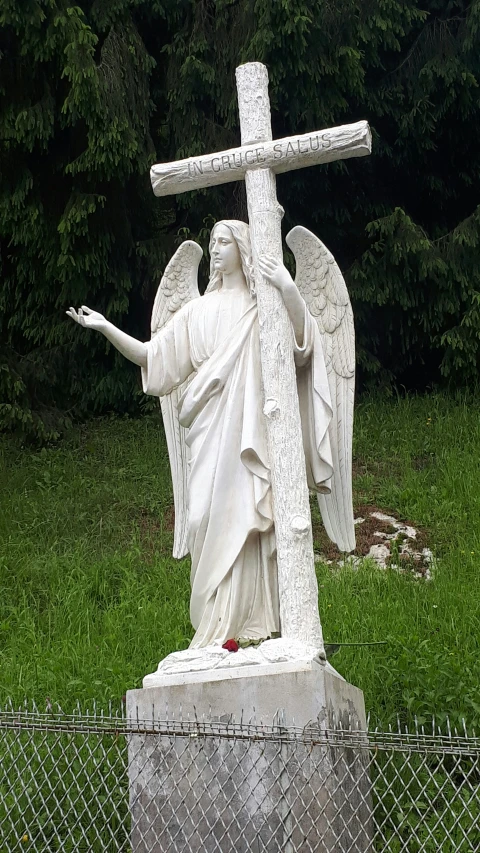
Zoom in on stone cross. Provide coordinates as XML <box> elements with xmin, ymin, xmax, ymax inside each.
<box><xmin>150</xmin><ymin>62</ymin><xmax>371</xmax><ymax>649</ymax></box>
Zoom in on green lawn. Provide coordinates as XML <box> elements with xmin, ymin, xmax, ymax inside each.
<box><xmin>1</xmin><ymin>393</ymin><xmax>479</xmax><ymax>727</ymax></box>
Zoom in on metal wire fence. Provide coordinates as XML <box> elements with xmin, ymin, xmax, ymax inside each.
<box><xmin>0</xmin><ymin>701</ymin><xmax>479</xmax><ymax>852</ymax></box>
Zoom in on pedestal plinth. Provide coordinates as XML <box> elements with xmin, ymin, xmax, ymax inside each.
<box><xmin>126</xmin><ymin>656</ymin><xmax>372</xmax><ymax>852</ymax></box>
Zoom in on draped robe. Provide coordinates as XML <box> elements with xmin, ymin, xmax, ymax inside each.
<box><xmin>141</xmin><ymin>285</ymin><xmax>333</xmax><ymax>647</ymax></box>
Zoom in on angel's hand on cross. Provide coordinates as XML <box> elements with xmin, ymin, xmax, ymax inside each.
<box><xmin>258</xmin><ymin>256</ymin><xmax>295</xmax><ymax>293</ymax></box>
<box><xmin>259</xmin><ymin>256</ymin><xmax>305</xmax><ymax>345</ymax></box>
<box><xmin>66</xmin><ymin>305</ymin><xmax>106</xmax><ymax>332</ymax></box>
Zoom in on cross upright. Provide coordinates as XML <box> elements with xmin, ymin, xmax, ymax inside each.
<box><xmin>150</xmin><ymin>62</ymin><xmax>371</xmax><ymax>651</ymax></box>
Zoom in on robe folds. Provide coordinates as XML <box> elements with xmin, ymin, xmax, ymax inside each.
<box><xmin>141</xmin><ymin>286</ymin><xmax>333</xmax><ymax>647</ymax></box>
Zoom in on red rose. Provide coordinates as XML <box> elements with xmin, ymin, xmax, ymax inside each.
<box><xmin>222</xmin><ymin>639</ymin><xmax>239</xmax><ymax>652</ymax></box>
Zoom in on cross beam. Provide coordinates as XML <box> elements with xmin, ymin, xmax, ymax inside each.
<box><xmin>151</xmin><ymin>62</ymin><xmax>371</xmax><ymax>649</ymax></box>
<box><xmin>151</xmin><ymin>120</ymin><xmax>371</xmax><ymax>197</ymax></box>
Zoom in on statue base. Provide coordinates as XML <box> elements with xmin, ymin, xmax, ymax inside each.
<box><xmin>141</xmin><ymin>637</ymin><xmax>325</xmax><ymax>685</ymax></box>
<box><xmin>126</xmin><ymin>655</ymin><xmax>372</xmax><ymax>852</ymax></box>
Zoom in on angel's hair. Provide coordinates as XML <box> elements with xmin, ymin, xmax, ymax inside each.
<box><xmin>205</xmin><ymin>220</ymin><xmax>256</xmax><ymax>296</ymax></box>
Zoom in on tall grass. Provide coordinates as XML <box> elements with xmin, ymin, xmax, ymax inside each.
<box><xmin>1</xmin><ymin>393</ymin><xmax>479</xmax><ymax>726</ymax></box>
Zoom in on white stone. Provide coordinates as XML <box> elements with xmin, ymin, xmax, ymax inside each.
<box><xmin>371</xmin><ymin>511</ymin><xmax>417</xmax><ymax>541</ymax></box>
<box><xmin>315</xmin><ymin>506</ymin><xmax>434</xmax><ymax>579</ymax></box>
<box><xmin>119</xmin><ymin>60</ymin><xmax>372</xmax><ymax>853</ymax></box>
<box><xmin>143</xmin><ymin>638</ymin><xmax>327</xmax><ymax>687</ymax></box>
<box><xmin>370</xmin><ymin>511</ymin><xmax>398</xmax><ymax>524</ymax></box>
<box><xmin>374</xmin><ymin>530</ymin><xmax>399</xmax><ymax>540</ymax></box>
<box><xmin>67</xmin><ymin>61</ymin><xmax>369</xmax><ymax>662</ymax></box>
<box><xmin>150</xmin><ymin>121</ymin><xmax>371</xmax><ymax>197</ymax></box>
<box><xmin>141</xmin><ymin>220</ymin><xmax>342</xmax><ymax>650</ymax></box>
<box><xmin>367</xmin><ymin>543</ymin><xmax>391</xmax><ymax>567</ymax></box>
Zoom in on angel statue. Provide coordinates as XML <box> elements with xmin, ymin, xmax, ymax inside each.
<box><xmin>67</xmin><ymin>220</ymin><xmax>355</xmax><ymax>650</ymax></box>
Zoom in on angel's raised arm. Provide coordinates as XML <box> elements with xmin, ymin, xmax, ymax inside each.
<box><xmin>66</xmin><ymin>305</ymin><xmax>147</xmax><ymax>368</ymax></box>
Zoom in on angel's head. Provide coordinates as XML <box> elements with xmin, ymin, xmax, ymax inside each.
<box><xmin>206</xmin><ymin>220</ymin><xmax>255</xmax><ymax>296</ymax></box>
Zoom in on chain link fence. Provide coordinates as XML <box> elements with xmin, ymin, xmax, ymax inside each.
<box><xmin>0</xmin><ymin>701</ymin><xmax>479</xmax><ymax>851</ymax></box>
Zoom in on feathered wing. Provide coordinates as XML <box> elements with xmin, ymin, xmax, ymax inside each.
<box><xmin>151</xmin><ymin>240</ymin><xmax>203</xmax><ymax>558</ymax></box>
<box><xmin>286</xmin><ymin>225</ymin><xmax>356</xmax><ymax>553</ymax></box>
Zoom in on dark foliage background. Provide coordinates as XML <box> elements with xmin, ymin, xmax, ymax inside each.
<box><xmin>1</xmin><ymin>0</ymin><xmax>479</xmax><ymax>439</ymax></box>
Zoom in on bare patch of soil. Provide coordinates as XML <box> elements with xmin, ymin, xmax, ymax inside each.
<box><xmin>313</xmin><ymin>502</ymin><xmax>433</xmax><ymax>579</ymax></box>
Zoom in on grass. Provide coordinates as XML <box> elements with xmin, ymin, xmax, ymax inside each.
<box><xmin>1</xmin><ymin>392</ymin><xmax>479</xmax><ymax>727</ymax></box>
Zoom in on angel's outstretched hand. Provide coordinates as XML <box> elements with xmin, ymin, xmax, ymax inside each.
<box><xmin>66</xmin><ymin>305</ymin><xmax>106</xmax><ymax>332</ymax></box>
<box><xmin>258</xmin><ymin>256</ymin><xmax>295</xmax><ymax>292</ymax></box>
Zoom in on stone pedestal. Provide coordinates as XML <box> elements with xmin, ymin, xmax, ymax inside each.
<box><xmin>126</xmin><ymin>658</ymin><xmax>372</xmax><ymax>852</ymax></box>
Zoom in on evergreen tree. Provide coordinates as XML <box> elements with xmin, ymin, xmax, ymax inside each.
<box><xmin>1</xmin><ymin>0</ymin><xmax>479</xmax><ymax>439</ymax></box>
<box><xmin>0</xmin><ymin>1</ymin><xmax>168</xmax><ymax>438</ymax></box>
<box><xmin>159</xmin><ymin>0</ymin><xmax>480</xmax><ymax>387</ymax></box>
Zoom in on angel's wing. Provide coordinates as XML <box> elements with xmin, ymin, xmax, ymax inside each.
<box><xmin>151</xmin><ymin>240</ymin><xmax>202</xmax><ymax>559</ymax></box>
<box><xmin>286</xmin><ymin>225</ymin><xmax>355</xmax><ymax>553</ymax></box>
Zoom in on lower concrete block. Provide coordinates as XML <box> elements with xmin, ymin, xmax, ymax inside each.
<box><xmin>126</xmin><ymin>660</ymin><xmax>372</xmax><ymax>852</ymax></box>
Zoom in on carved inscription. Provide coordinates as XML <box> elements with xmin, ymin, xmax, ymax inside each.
<box><xmin>151</xmin><ymin>121</ymin><xmax>371</xmax><ymax>197</ymax></box>
<box><xmin>186</xmin><ymin>133</ymin><xmax>332</xmax><ymax>178</ymax></box>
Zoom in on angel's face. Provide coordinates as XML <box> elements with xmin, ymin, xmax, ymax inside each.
<box><xmin>210</xmin><ymin>225</ymin><xmax>242</xmax><ymax>275</ymax></box>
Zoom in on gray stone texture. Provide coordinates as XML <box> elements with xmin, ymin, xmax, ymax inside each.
<box><xmin>127</xmin><ymin>662</ymin><xmax>372</xmax><ymax>852</ymax></box>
